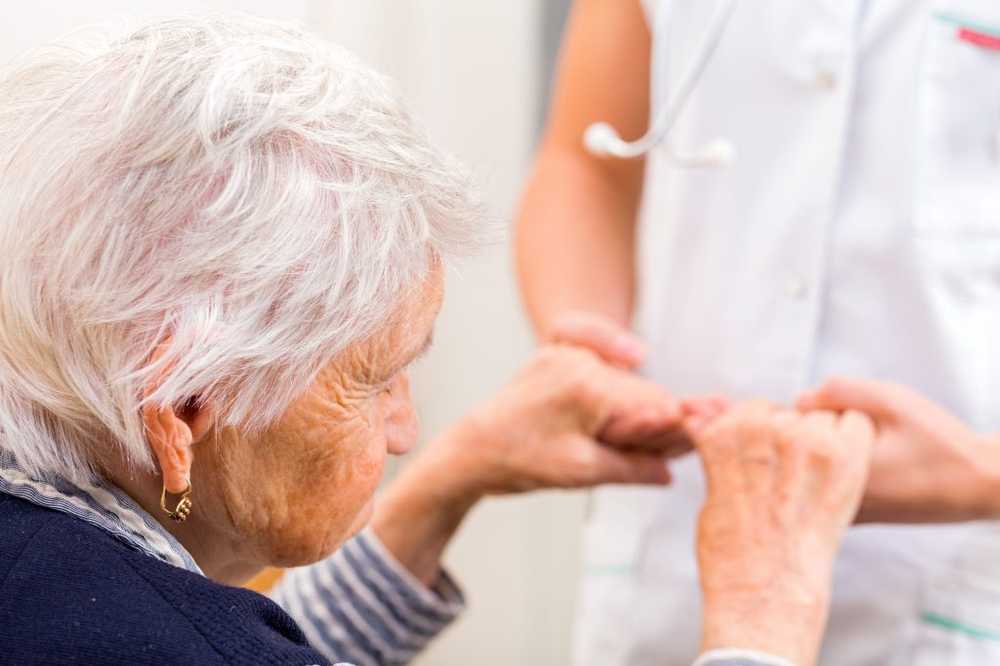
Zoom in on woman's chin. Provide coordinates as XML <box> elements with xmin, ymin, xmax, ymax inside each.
<box><xmin>345</xmin><ymin>497</ymin><xmax>375</xmax><ymax>539</ymax></box>
<box><xmin>262</xmin><ymin>498</ymin><xmax>377</xmax><ymax>568</ymax></box>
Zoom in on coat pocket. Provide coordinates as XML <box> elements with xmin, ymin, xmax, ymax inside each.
<box><xmin>914</xmin><ymin>2</ymin><xmax>1000</xmax><ymax>237</ymax></box>
<box><xmin>891</xmin><ymin>569</ymin><xmax>1000</xmax><ymax>665</ymax></box>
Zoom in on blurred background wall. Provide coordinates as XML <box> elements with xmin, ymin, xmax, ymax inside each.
<box><xmin>0</xmin><ymin>2</ymin><xmax>581</xmax><ymax>663</ymax></box>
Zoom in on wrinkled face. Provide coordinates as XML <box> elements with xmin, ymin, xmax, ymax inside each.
<box><xmin>199</xmin><ymin>266</ymin><xmax>443</xmax><ymax>567</ymax></box>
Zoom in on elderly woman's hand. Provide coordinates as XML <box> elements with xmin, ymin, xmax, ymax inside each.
<box><xmin>436</xmin><ymin>344</ymin><xmax>696</xmax><ymax>495</ymax></box>
<box><xmin>694</xmin><ymin>402</ymin><xmax>874</xmax><ymax>666</ymax></box>
<box><xmin>373</xmin><ymin>344</ymin><xmax>696</xmax><ymax>584</ymax></box>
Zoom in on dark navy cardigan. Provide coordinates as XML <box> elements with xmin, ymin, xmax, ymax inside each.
<box><xmin>0</xmin><ymin>492</ymin><xmax>329</xmax><ymax>665</ymax></box>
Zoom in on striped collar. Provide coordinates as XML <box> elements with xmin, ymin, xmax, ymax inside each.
<box><xmin>0</xmin><ymin>449</ymin><xmax>202</xmax><ymax>574</ymax></box>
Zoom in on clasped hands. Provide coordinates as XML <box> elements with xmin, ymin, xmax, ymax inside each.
<box><xmin>393</xmin><ymin>311</ymin><xmax>995</xmax><ymax>665</ymax></box>
<box><xmin>536</xmin><ymin>311</ymin><xmax>998</xmax><ymax>525</ymax></box>
<box><xmin>425</xmin><ymin>310</ymin><xmax>995</xmax><ymax>536</ymax></box>
<box><xmin>507</xmin><ymin>311</ymin><xmax>998</xmax><ymax>665</ymax></box>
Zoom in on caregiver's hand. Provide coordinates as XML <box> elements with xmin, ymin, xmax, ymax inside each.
<box><xmin>798</xmin><ymin>377</ymin><xmax>1000</xmax><ymax>523</ymax></box>
<box><xmin>695</xmin><ymin>402</ymin><xmax>874</xmax><ymax>666</ymax></box>
<box><xmin>373</xmin><ymin>345</ymin><xmax>696</xmax><ymax>584</ymax></box>
<box><xmin>545</xmin><ymin>309</ymin><xmax>647</xmax><ymax>369</ymax></box>
<box><xmin>544</xmin><ymin>309</ymin><xmax>729</xmax><ymax>453</ymax></box>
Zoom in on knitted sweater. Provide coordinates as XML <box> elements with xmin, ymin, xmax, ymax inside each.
<box><xmin>0</xmin><ymin>492</ymin><xmax>327</xmax><ymax>665</ymax></box>
<box><xmin>0</xmin><ymin>449</ymin><xmax>464</xmax><ymax>666</ymax></box>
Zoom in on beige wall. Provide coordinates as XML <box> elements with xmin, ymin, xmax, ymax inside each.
<box><xmin>310</xmin><ymin>4</ymin><xmax>586</xmax><ymax>663</ymax></box>
<box><xmin>1</xmin><ymin>3</ymin><xmax>586</xmax><ymax>663</ymax></box>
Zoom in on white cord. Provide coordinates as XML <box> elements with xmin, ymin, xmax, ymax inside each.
<box><xmin>665</xmin><ymin>138</ymin><xmax>736</xmax><ymax>168</ymax></box>
<box><xmin>584</xmin><ymin>0</ymin><xmax>739</xmax><ymax>164</ymax></box>
<box><xmin>692</xmin><ymin>648</ymin><xmax>797</xmax><ymax>666</ymax></box>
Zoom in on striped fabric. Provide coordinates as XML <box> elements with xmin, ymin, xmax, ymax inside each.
<box><xmin>0</xmin><ymin>450</ymin><xmax>463</xmax><ymax>666</ymax></box>
<box><xmin>272</xmin><ymin>532</ymin><xmax>464</xmax><ymax>666</ymax></box>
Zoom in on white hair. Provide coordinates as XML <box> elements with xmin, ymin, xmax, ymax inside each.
<box><xmin>0</xmin><ymin>15</ymin><xmax>486</xmax><ymax>483</ymax></box>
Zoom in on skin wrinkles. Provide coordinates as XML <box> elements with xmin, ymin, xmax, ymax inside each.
<box><xmin>214</xmin><ymin>270</ymin><xmax>443</xmax><ymax>567</ymax></box>
<box><xmin>123</xmin><ymin>249</ymin><xmax>724</xmax><ymax>598</ymax></box>
<box><xmin>114</xmin><ymin>262</ymin><xmax>445</xmax><ymax>578</ymax></box>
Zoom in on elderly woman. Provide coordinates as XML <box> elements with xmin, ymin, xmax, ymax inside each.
<box><xmin>0</xmin><ymin>16</ymin><xmax>875</xmax><ymax>666</ymax></box>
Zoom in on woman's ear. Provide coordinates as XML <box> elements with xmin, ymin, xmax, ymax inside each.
<box><xmin>142</xmin><ymin>340</ymin><xmax>214</xmax><ymax>494</ymax></box>
<box><xmin>143</xmin><ymin>401</ymin><xmax>195</xmax><ymax>494</ymax></box>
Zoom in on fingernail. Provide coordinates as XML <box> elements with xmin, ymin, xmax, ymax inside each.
<box><xmin>687</xmin><ymin>416</ymin><xmax>708</xmax><ymax>433</ymax></box>
<box><xmin>683</xmin><ymin>401</ymin><xmax>707</xmax><ymax>417</ymax></box>
<box><xmin>615</xmin><ymin>336</ymin><xmax>646</xmax><ymax>361</ymax></box>
<box><xmin>651</xmin><ymin>462</ymin><xmax>671</xmax><ymax>484</ymax></box>
<box><xmin>659</xmin><ymin>403</ymin><xmax>683</xmax><ymax>424</ymax></box>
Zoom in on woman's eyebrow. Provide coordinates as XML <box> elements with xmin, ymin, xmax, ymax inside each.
<box><xmin>390</xmin><ymin>331</ymin><xmax>434</xmax><ymax>377</ymax></box>
<box><xmin>413</xmin><ymin>331</ymin><xmax>434</xmax><ymax>361</ymax></box>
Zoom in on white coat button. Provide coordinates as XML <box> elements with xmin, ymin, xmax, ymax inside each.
<box><xmin>787</xmin><ymin>277</ymin><xmax>809</xmax><ymax>299</ymax></box>
<box><xmin>815</xmin><ymin>69</ymin><xmax>838</xmax><ymax>90</ymax></box>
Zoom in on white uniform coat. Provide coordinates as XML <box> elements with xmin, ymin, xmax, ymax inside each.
<box><xmin>575</xmin><ymin>1</ymin><xmax>1000</xmax><ymax>664</ymax></box>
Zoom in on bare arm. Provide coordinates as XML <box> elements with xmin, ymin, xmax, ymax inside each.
<box><xmin>515</xmin><ymin>0</ymin><xmax>651</xmax><ymax>337</ymax></box>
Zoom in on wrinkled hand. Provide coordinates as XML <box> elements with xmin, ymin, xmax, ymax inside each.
<box><xmin>372</xmin><ymin>345</ymin><xmax>698</xmax><ymax>587</ymax></box>
<box><xmin>437</xmin><ymin>345</ymin><xmax>699</xmax><ymax>497</ymax></box>
<box><xmin>798</xmin><ymin>377</ymin><xmax>1000</xmax><ymax>523</ymax></box>
<box><xmin>695</xmin><ymin>401</ymin><xmax>874</xmax><ymax>666</ymax></box>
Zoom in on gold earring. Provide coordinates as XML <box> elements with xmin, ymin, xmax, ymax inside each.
<box><xmin>161</xmin><ymin>482</ymin><xmax>193</xmax><ymax>523</ymax></box>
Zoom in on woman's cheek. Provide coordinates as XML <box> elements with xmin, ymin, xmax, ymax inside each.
<box><xmin>331</xmin><ymin>440</ymin><xmax>386</xmax><ymax>539</ymax></box>
<box><xmin>275</xmin><ymin>404</ymin><xmax>387</xmax><ymax>562</ymax></box>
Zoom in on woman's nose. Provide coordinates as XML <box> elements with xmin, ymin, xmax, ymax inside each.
<box><xmin>385</xmin><ymin>375</ymin><xmax>419</xmax><ymax>455</ymax></box>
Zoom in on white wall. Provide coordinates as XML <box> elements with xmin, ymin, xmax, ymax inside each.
<box><xmin>0</xmin><ymin>0</ymin><xmax>309</xmax><ymax>57</ymax></box>
<box><xmin>1</xmin><ymin>3</ymin><xmax>586</xmax><ymax>664</ymax></box>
